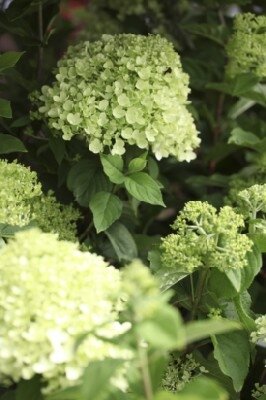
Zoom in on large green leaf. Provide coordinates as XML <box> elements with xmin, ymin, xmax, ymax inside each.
<box><xmin>212</xmin><ymin>331</ymin><xmax>250</xmax><ymax>392</ymax></box>
<box><xmin>49</xmin><ymin>136</ymin><xmax>66</xmax><ymax>165</ymax></box>
<box><xmin>136</xmin><ymin>305</ymin><xmax>185</xmax><ymax>350</ymax></box>
<box><xmin>0</xmin><ymin>98</ymin><xmax>12</xmax><ymax>118</ymax></box>
<box><xmin>89</xmin><ymin>191</ymin><xmax>123</xmax><ymax>233</ymax></box>
<box><xmin>125</xmin><ymin>172</ymin><xmax>164</xmax><ymax>206</ymax></box>
<box><xmin>16</xmin><ymin>376</ymin><xmax>43</xmax><ymax>400</ymax></box>
<box><xmin>67</xmin><ymin>159</ymin><xmax>112</xmax><ymax>206</ymax></box>
<box><xmin>82</xmin><ymin>359</ymin><xmax>124</xmax><ymax>400</ymax></box>
<box><xmin>185</xmin><ymin>319</ymin><xmax>240</xmax><ymax>345</ymax></box>
<box><xmin>228</xmin><ymin>128</ymin><xmax>260</xmax><ymax>149</ymax></box>
<box><xmin>100</xmin><ymin>154</ymin><xmax>125</xmax><ymax>184</ymax></box>
<box><xmin>0</xmin><ymin>51</ymin><xmax>24</xmax><ymax>73</ymax></box>
<box><xmin>0</xmin><ymin>133</ymin><xmax>27</xmax><ymax>154</ymax></box>
<box><xmin>105</xmin><ymin>221</ymin><xmax>138</xmax><ymax>261</ymax></box>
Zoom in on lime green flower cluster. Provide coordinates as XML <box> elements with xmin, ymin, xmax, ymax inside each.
<box><xmin>0</xmin><ymin>229</ymin><xmax>130</xmax><ymax>394</ymax></box>
<box><xmin>227</xmin><ymin>13</ymin><xmax>266</xmax><ymax>79</ymax></box>
<box><xmin>251</xmin><ymin>315</ymin><xmax>266</xmax><ymax>344</ymax></box>
<box><xmin>32</xmin><ymin>191</ymin><xmax>80</xmax><ymax>242</ymax></box>
<box><xmin>160</xmin><ymin>201</ymin><xmax>252</xmax><ymax>273</ymax></box>
<box><xmin>34</xmin><ymin>34</ymin><xmax>200</xmax><ymax>161</ymax></box>
<box><xmin>0</xmin><ymin>160</ymin><xmax>79</xmax><ymax>241</ymax></box>
<box><xmin>237</xmin><ymin>184</ymin><xmax>266</xmax><ymax>217</ymax></box>
<box><xmin>162</xmin><ymin>354</ymin><xmax>208</xmax><ymax>393</ymax></box>
<box><xmin>0</xmin><ymin>159</ymin><xmax>42</xmax><ymax>227</ymax></box>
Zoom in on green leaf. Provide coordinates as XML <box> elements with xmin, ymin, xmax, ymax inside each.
<box><xmin>0</xmin><ymin>133</ymin><xmax>27</xmax><ymax>154</ymax></box>
<box><xmin>228</xmin><ymin>128</ymin><xmax>260</xmax><ymax>148</ymax></box>
<box><xmin>67</xmin><ymin>159</ymin><xmax>112</xmax><ymax>206</ymax></box>
<box><xmin>179</xmin><ymin>376</ymin><xmax>229</xmax><ymax>400</ymax></box>
<box><xmin>89</xmin><ymin>191</ymin><xmax>123</xmax><ymax>233</ymax></box>
<box><xmin>155</xmin><ymin>268</ymin><xmax>189</xmax><ymax>292</ymax></box>
<box><xmin>0</xmin><ymin>51</ymin><xmax>24</xmax><ymax>73</ymax></box>
<box><xmin>124</xmin><ymin>172</ymin><xmax>164</xmax><ymax>206</ymax></box>
<box><xmin>128</xmin><ymin>157</ymin><xmax>147</xmax><ymax>174</ymax></box>
<box><xmin>208</xmin><ymin>269</ymin><xmax>238</xmax><ymax>300</ymax></box>
<box><xmin>49</xmin><ymin>136</ymin><xmax>66</xmax><ymax>165</ymax></box>
<box><xmin>239</xmin><ymin>245</ymin><xmax>262</xmax><ymax>292</ymax></box>
<box><xmin>249</xmin><ymin>233</ymin><xmax>266</xmax><ymax>253</ymax></box>
<box><xmin>82</xmin><ymin>358</ymin><xmax>124</xmax><ymax>400</ymax></box>
<box><xmin>228</xmin><ymin>98</ymin><xmax>256</xmax><ymax>119</ymax></box>
<box><xmin>105</xmin><ymin>221</ymin><xmax>138</xmax><ymax>261</ymax></box>
<box><xmin>16</xmin><ymin>376</ymin><xmax>43</xmax><ymax>400</ymax></box>
<box><xmin>100</xmin><ymin>154</ymin><xmax>125</xmax><ymax>184</ymax></box>
<box><xmin>185</xmin><ymin>319</ymin><xmax>240</xmax><ymax>345</ymax></box>
<box><xmin>212</xmin><ymin>331</ymin><xmax>250</xmax><ymax>392</ymax></box>
<box><xmin>136</xmin><ymin>305</ymin><xmax>185</xmax><ymax>350</ymax></box>
<box><xmin>0</xmin><ymin>98</ymin><xmax>12</xmax><ymax>118</ymax></box>
<box><xmin>233</xmin><ymin>295</ymin><xmax>256</xmax><ymax>333</ymax></box>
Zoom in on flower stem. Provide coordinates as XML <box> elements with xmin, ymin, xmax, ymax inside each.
<box><xmin>190</xmin><ymin>268</ymin><xmax>209</xmax><ymax>320</ymax></box>
<box><xmin>137</xmin><ymin>339</ymin><xmax>153</xmax><ymax>400</ymax></box>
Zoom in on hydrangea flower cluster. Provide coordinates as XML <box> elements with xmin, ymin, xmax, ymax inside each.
<box><xmin>237</xmin><ymin>184</ymin><xmax>266</xmax><ymax>218</ymax></box>
<box><xmin>160</xmin><ymin>201</ymin><xmax>252</xmax><ymax>273</ymax></box>
<box><xmin>34</xmin><ymin>34</ymin><xmax>200</xmax><ymax>161</ymax></box>
<box><xmin>0</xmin><ymin>159</ymin><xmax>41</xmax><ymax>227</ymax></box>
<box><xmin>227</xmin><ymin>13</ymin><xmax>266</xmax><ymax>79</ymax></box>
<box><xmin>162</xmin><ymin>354</ymin><xmax>208</xmax><ymax>393</ymax></box>
<box><xmin>0</xmin><ymin>229</ymin><xmax>130</xmax><ymax>394</ymax></box>
<box><xmin>250</xmin><ymin>315</ymin><xmax>266</xmax><ymax>345</ymax></box>
<box><xmin>0</xmin><ymin>160</ymin><xmax>79</xmax><ymax>241</ymax></box>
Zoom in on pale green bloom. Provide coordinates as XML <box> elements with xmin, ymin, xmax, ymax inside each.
<box><xmin>250</xmin><ymin>315</ymin><xmax>266</xmax><ymax>344</ymax></box>
<box><xmin>227</xmin><ymin>13</ymin><xmax>266</xmax><ymax>78</ymax></box>
<box><xmin>32</xmin><ymin>191</ymin><xmax>80</xmax><ymax>242</ymax></box>
<box><xmin>162</xmin><ymin>354</ymin><xmax>208</xmax><ymax>393</ymax></box>
<box><xmin>33</xmin><ymin>34</ymin><xmax>200</xmax><ymax>161</ymax></box>
<box><xmin>161</xmin><ymin>201</ymin><xmax>252</xmax><ymax>273</ymax></box>
<box><xmin>0</xmin><ymin>229</ymin><xmax>130</xmax><ymax>394</ymax></box>
<box><xmin>0</xmin><ymin>159</ymin><xmax>42</xmax><ymax>227</ymax></box>
<box><xmin>0</xmin><ymin>160</ymin><xmax>79</xmax><ymax>241</ymax></box>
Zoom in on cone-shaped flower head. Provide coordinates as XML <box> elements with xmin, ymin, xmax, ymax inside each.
<box><xmin>0</xmin><ymin>229</ymin><xmax>129</xmax><ymax>394</ymax></box>
<box><xmin>227</xmin><ymin>13</ymin><xmax>266</xmax><ymax>79</ymax></box>
<box><xmin>34</xmin><ymin>34</ymin><xmax>200</xmax><ymax>161</ymax></box>
<box><xmin>0</xmin><ymin>159</ymin><xmax>79</xmax><ymax>241</ymax></box>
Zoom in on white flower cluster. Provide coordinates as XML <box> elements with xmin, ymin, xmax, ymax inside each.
<box><xmin>0</xmin><ymin>229</ymin><xmax>130</xmax><ymax>394</ymax></box>
<box><xmin>34</xmin><ymin>34</ymin><xmax>200</xmax><ymax>161</ymax></box>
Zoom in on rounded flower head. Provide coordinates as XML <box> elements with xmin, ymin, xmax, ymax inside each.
<box><xmin>0</xmin><ymin>160</ymin><xmax>79</xmax><ymax>241</ymax></box>
<box><xmin>0</xmin><ymin>229</ymin><xmax>128</xmax><ymax>394</ymax></box>
<box><xmin>226</xmin><ymin>13</ymin><xmax>266</xmax><ymax>79</ymax></box>
<box><xmin>0</xmin><ymin>159</ymin><xmax>41</xmax><ymax>226</ymax></box>
<box><xmin>34</xmin><ymin>34</ymin><xmax>200</xmax><ymax>161</ymax></box>
<box><xmin>161</xmin><ymin>201</ymin><xmax>252</xmax><ymax>273</ymax></box>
